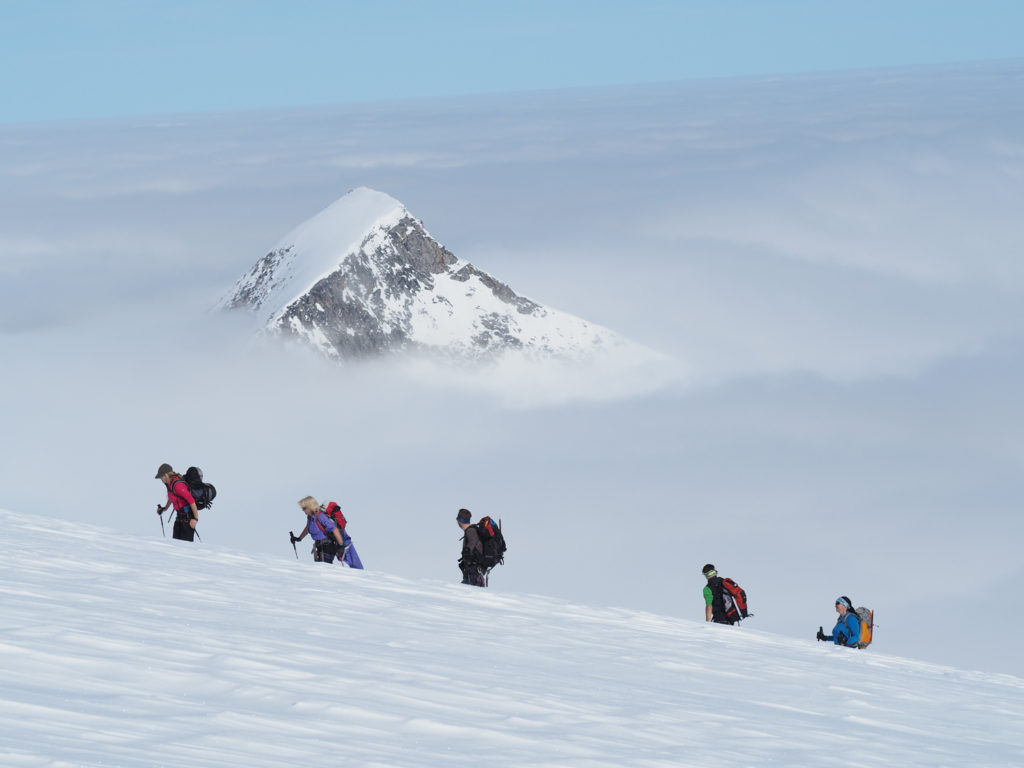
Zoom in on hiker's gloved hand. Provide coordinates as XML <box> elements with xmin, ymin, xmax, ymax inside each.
<box><xmin>816</xmin><ymin>627</ymin><xmax>826</xmax><ymax>641</ymax></box>
<box><xmin>290</xmin><ymin>533</ymin><xmax>298</xmax><ymax>544</ymax></box>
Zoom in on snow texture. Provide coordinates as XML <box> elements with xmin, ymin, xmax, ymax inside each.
<box><xmin>1</xmin><ymin>507</ymin><xmax>1021</xmax><ymax>767</ymax></box>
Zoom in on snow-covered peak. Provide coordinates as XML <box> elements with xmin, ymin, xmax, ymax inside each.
<box><xmin>278</xmin><ymin>186</ymin><xmax>407</xmax><ymax>280</ymax></box>
<box><xmin>219</xmin><ymin>188</ymin><xmax>659</xmax><ymax>366</ymax></box>
<box><xmin>220</xmin><ymin>187</ymin><xmax>410</xmax><ymax>322</ymax></box>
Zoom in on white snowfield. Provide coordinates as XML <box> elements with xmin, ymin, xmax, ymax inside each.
<box><xmin>1</xmin><ymin>508</ymin><xmax>1021</xmax><ymax>768</ymax></box>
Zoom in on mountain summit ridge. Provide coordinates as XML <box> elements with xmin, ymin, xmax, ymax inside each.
<box><xmin>219</xmin><ymin>187</ymin><xmax>632</xmax><ymax>362</ymax></box>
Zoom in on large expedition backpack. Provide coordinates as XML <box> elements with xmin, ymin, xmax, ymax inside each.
<box><xmin>323</xmin><ymin>501</ymin><xmax>347</xmax><ymax>532</ymax></box>
<box><xmin>852</xmin><ymin>606</ymin><xmax>874</xmax><ymax>648</ymax></box>
<box><xmin>719</xmin><ymin>577</ymin><xmax>750</xmax><ymax>623</ymax></box>
<box><xmin>183</xmin><ymin>466</ymin><xmax>217</xmax><ymax>510</ymax></box>
<box><xmin>475</xmin><ymin>516</ymin><xmax>506</xmax><ymax>569</ymax></box>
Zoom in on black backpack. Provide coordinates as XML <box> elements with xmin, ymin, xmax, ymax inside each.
<box><xmin>475</xmin><ymin>516</ymin><xmax>506</xmax><ymax>569</ymax></box>
<box><xmin>183</xmin><ymin>466</ymin><xmax>217</xmax><ymax>510</ymax></box>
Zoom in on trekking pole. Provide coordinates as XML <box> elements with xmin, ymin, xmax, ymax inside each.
<box><xmin>157</xmin><ymin>506</ymin><xmax>165</xmax><ymax>537</ymax></box>
<box><xmin>289</xmin><ymin>531</ymin><xmax>298</xmax><ymax>559</ymax></box>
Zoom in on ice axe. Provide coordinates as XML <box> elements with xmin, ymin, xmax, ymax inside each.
<box><xmin>289</xmin><ymin>531</ymin><xmax>298</xmax><ymax>559</ymax></box>
<box><xmin>156</xmin><ymin>505</ymin><xmax>165</xmax><ymax>537</ymax></box>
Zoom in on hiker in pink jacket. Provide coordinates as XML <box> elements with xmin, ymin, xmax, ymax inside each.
<box><xmin>155</xmin><ymin>463</ymin><xmax>199</xmax><ymax>541</ymax></box>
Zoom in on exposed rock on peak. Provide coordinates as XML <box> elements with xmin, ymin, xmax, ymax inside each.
<box><xmin>219</xmin><ymin>187</ymin><xmax>631</xmax><ymax>363</ymax></box>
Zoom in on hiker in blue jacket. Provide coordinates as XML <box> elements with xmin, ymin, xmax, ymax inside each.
<box><xmin>817</xmin><ymin>596</ymin><xmax>861</xmax><ymax>647</ymax></box>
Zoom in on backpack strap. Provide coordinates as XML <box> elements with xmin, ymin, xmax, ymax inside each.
<box><xmin>312</xmin><ymin>512</ymin><xmax>336</xmax><ymax>539</ymax></box>
<box><xmin>840</xmin><ymin>611</ymin><xmax>860</xmax><ymax>645</ymax></box>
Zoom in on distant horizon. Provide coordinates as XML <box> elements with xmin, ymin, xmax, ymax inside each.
<box><xmin>4</xmin><ymin>0</ymin><xmax>1024</xmax><ymax>124</ymax></box>
<box><xmin>5</xmin><ymin>56</ymin><xmax>1024</xmax><ymax>129</ymax></box>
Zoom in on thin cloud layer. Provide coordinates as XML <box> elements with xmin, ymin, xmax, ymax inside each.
<box><xmin>1</xmin><ymin>64</ymin><xmax>1023</xmax><ymax>676</ymax></box>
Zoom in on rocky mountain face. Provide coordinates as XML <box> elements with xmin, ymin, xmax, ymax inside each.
<box><xmin>219</xmin><ymin>187</ymin><xmax>628</xmax><ymax>362</ymax></box>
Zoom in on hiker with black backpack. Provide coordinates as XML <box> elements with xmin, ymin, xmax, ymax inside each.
<box><xmin>456</xmin><ymin>509</ymin><xmax>485</xmax><ymax>586</ymax></box>
<box><xmin>456</xmin><ymin>508</ymin><xmax>506</xmax><ymax>587</ymax></box>
<box><xmin>701</xmin><ymin>563</ymin><xmax>750</xmax><ymax>625</ymax></box>
<box><xmin>816</xmin><ymin>596</ymin><xmax>862</xmax><ymax>647</ymax></box>
<box><xmin>291</xmin><ymin>496</ymin><xmax>349</xmax><ymax>565</ymax></box>
<box><xmin>155</xmin><ymin>463</ymin><xmax>199</xmax><ymax>542</ymax></box>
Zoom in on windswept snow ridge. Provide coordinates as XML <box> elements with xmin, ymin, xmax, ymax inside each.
<box><xmin>1</xmin><ymin>508</ymin><xmax>1022</xmax><ymax>767</ymax></box>
<box><xmin>219</xmin><ymin>187</ymin><xmax>638</xmax><ymax>363</ymax></box>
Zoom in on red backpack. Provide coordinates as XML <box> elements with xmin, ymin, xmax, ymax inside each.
<box><xmin>323</xmin><ymin>501</ymin><xmax>347</xmax><ymax>531</ymax></box>
<box><xmin>720</xmin><ymin>578</ymin><xmax>750</xmax><ymax>622</ymax></box>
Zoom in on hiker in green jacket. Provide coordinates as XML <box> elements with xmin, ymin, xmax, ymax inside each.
<box><xmin>702</xmin><ymin>563</ymin><xmax>735</xmax><ymax>625</ymax></box>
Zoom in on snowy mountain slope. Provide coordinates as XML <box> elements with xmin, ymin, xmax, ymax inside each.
<box><xmin>1</xmin><ymin>508</ymin><xmax>1022</xmax><ymax>768</ymax></box>
<box><xmin>218</xmin><ymin>187</ymin><xmax>644</xmax><ymax>363</ymax></box>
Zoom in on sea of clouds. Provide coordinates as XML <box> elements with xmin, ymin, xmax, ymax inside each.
<box><xmin>1</xmin><ymin>62</ymin><xmax>1022</xmax><ymax>676</ymax></box>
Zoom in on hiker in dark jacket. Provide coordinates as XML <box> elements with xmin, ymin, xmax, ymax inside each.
<box><xmin>817</xmin><ymin>596</ymin><xmax>862</xmax><ymax>647</ymax></box>
<box><xmin>456</xmin><ymin>508</ymin><xmax>486</xmax><ymax>587</ymax></box>
<box><xmin>155</xmin><ymin>463</ymin><xmax>199</xmax><ymax>542</ymax></box>
<box><xmin>701</xmin><ymin>563</ymin><xmax>735</xmax><ymax>625</ymax></box>
<box><xmin>291</xmin><ymin>496</ymin><xmax>346</xmax><ymax>564</ymax></box>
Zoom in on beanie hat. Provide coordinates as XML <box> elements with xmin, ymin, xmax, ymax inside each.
<box><xmin>456</xmin><ymin>509</ymin><xmax>472</xmax><ymax>524</ymax></box>
<box><xmin>155</xmin><ymin>463</ymin><xmax>173</xmax><ymax>479</ymax></box>
<box><xmin>702</xmin><ymin>563</ymin><xmax>716</xmax><ymax>578</ymax></box>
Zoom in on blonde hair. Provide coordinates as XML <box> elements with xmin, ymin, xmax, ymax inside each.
<box><xmin>298</xmin><ymin>496</ymin><xmax>320</xmax><ymax>513</ymax></box>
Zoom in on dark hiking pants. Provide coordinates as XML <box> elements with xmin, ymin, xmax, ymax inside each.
<box><xmin>173</xmin><ymin>514</ymin><xmax>195</xmax><ymax>542</ymax></box>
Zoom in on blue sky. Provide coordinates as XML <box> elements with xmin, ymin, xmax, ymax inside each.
<box><xmin>3</xmin><ymin>0</ymin><xmax>1024</xmax><ymax>123</ymax></box>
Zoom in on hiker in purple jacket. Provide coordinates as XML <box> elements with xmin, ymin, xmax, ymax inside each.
<box><xmin>291</xmin><ymin>496</ymin><xmax>346</xmax><ymax>564</ymax></box>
